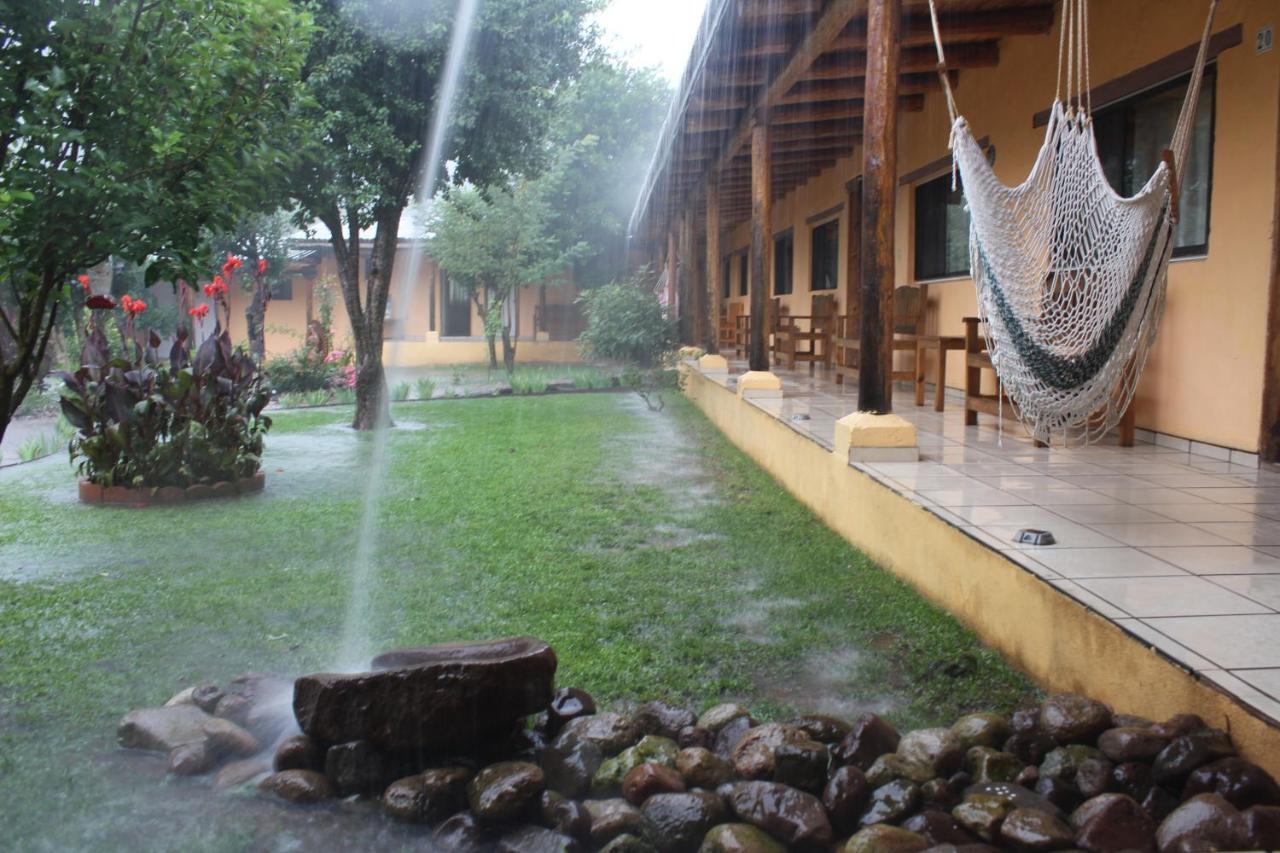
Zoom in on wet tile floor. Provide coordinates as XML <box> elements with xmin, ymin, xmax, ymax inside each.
<box><xmin>703</xmin><ymin>359</ymin><xmax>1280</xmax><ymax>724</ymax></box>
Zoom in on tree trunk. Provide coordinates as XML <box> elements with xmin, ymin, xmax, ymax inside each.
<box><xmin>501</xmin><ymin>325</ymin><xmax>516</xmax><ymax>375</ymax></box>
<box><xmin>353</xmin><ymin>356</ymin><xmax>389</xmax><ymax>430</ymax></box>
<box><xmin>246</xmin><ymin>283</ymin><xmax>268</xmax><ymax>362</ymax></box>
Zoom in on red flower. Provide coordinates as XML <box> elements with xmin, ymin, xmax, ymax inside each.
<box><xmin>121</xmin><ymin>294</ymin><xmax>133</xmax><ymax>311</ymax></box>
<box><xmin>188</xmin><ymin>303</ymin><xmax>210</xmax><ymax>319</ymax></box>
<box><xmin>256</xmin><ymin>258</ymin><xmax>268</xmax><ymax>276</ymax></box>
<box><xmin>202</xmin><ymin>276</ymin><xmax>228</xmax><ymax>299</ymax></box>
<box><xmin>120</xmin><ymin>295</ymin><xmax>146</xmax><ymax>317</ymax></box>
<box><xmin>222</xmin><ymin>254</ymin><xmax>243</xmax><ymax>277</ymax></box>
<box><xmin>85</xmin><ymin>294</ymin><xmax>116</xmax><ymax>310</ymax></box>
<box><xmin>77</xmin><ymin>274</ymin><xmax>91</xmax><ymax>293</ymax></box>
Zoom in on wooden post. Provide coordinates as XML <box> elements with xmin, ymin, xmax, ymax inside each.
<box><xmin>706</xmin><ymin>173</ymin><xmax>721</xmax><ymax>354</ymax></box>
<box><xmin>844</xmin><ymin>176</ymin><xmax>862</xmax><ymax>321</ymax></box>
<box><xmin>858</xmin><ymin>0</ymin><xmax>901</xmax><ymax>412</ymax></box>
<box><xmin>666</xmin><ymin>229</ymin><xmax>677</xmax><ymax>319</ymax></box>
<box><xmin>1261</xmin><ymin>79</ymin><xmax>1280</xmax><ymax>461</ymax></box>
<box><xmin>681</xmin><ymin>209</ymin><xmax>697</xmax><ymax>344</ymax></box>
<box><xmin>749</xmin><ymin>119</ymin><xmax>772</xmax><ymax>372</ymax></box>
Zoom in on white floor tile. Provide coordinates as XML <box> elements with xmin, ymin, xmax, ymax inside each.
<box><xmin>1089</xmin><ymin>523</ymin><xmax>1237</xmax><ymax>547</ymax></box>
<box><xmin>1030</xmin><ymin>547</ymin><xmax>1187</xmax><ymax>579</ymax></box>
<box><xmin>1144</xmin><ymin>614</ymin><xmax>1280</xmax><ymax>669</ymax></box>
<box><xmin>1142</xmin><ymin>546</ymin><xmax>1280</xmax><ymax>575</ymax></box>
<box><xmin>1076</xmin><ymin>576</ymin><xmax>1270</xmax><ymax>618</ymax></box>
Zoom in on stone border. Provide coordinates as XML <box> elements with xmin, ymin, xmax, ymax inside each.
<box><xmin>78</xmin><ymin>471</ymin><xmax>265</xmax><ymax>507</ymax></box>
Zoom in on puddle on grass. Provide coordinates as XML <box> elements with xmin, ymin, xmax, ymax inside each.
<box><xmin>758</xmin><ymin>646</ymin><xmax>899</xmax><ymax>720</ymax></box>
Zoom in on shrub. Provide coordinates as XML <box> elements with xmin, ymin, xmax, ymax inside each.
<box><xmin>415</xmin><ymin>377</ymin><xmax>436</xmax><ymax>400</ymax></box>
<box><xmin>568</xmin><ymin>367</ymin><xmax>613</xmax><ymax>390</ymax></box>
<box><xmin>265</xmin><ymin>347</ymin><xmax>337</xmax><ymax>394</ymax></box>
<box><xmin>509</xmin><ymin>368</ymin><xmax>549</xmax><ymax>395</ymax></box>
<box><xmin>391</xmin><ymin>381</ymin><xmax>411</xmax><ymax>402</ymax></box>
<box><xmin>578</xmin><ymin>271</ymin><xmax>676</xmax><ymax>368</ymax></box>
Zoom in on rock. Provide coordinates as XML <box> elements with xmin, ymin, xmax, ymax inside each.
<box><xmin>497</xmin><ymin>825</ymin><xmax>582</xmax><ymax>853</ymax></box>
<box><xmin>1033</xmin><ymin>776</ymin><xmax>1082</xmax><ymax>813</ymax></box>
<box><xmin>635</xmin><ymin>702</ymin><xmax>697</xmax><ymax>740</ymax></box>
<box><xmin>165</xmin><ymin>686</ymin><xmax>197</xmax><ymax>707</ymax></box>
<box><xmin>117</xmin><ymin>705</ymin><xmax>213</xmax><ymax>752</ymax></box>
<box><xmin>921</xmin><ymin>778</ymin><xmax>963</xmax><ymax>812</ymax></box>
<box><xmin>732</xmin><ymin>723</ymin><xmax>809</xmax><ymax>779</ymax></box>
<box><xmin>595</xmin><ymin>736</ymin><xmax>680</xmax><ymax>796</ymax></box>
<box><xmin>902</xmin><ymin>811</ymin><xmax>979</xmax><ymax>846</ymax></box>
<box><xmin>951</xmin><ymin>715</ymin><xmax>1012</xmax><ymax>752</ymax></box>
<box><xmin>963</xmin><ymin>782</ymin><xmax>1061</xmax><ymax>816</ymax></box>
<box><xmin>434</xmin><ymin>812</ymin><xmax>495</xmax><ymax>852</ymax></box>
<box><xmin>678</xmin><ymin>747</ymin><xmax>734</xmax><ymax>790</ymax></box>
<box><xmin>825</xmin><ymin>765</ymin><xmax>872</xmax><ymax>835</ymax></box>
<box><xmin>1149</xmin><ymin>714</ymin><xmax>1206</xmax><ymax>740</ymax></box>
<box><xmin>201</xmin><ymin>717</ymin><xmax>259</xmax><ymax>758</ymax></box>
<box><xmin>1004</xmin><ymin>732</ymin><xmax>1056</xmax><ymax>767</ymax></box>
<box><xmin>294</xmin><ymin>637</ymin><xmax>556</xmax><ymax>752</ymax></box>
<box><xmin>844</xmin><ymin>824</ymin><xmax>930</xmax><ymax>853</ymax></box>
<box><xmin>642</xmin><ymin>791</ymin><xmax>727</xmax><ymax>853</ymax></box>
<box><xmin>772</xmin><ymin>741</ymin><xmax>829</xmax><ymax>794</ymax></box>
<box><xmin>698</xmin><ymin>704</ymin><xmax>752</xmax><ymax>734</ymax></box>
<box><xmin>542</xmin><ymin>791</ymin><xmax>592</xmax><ymax>841</ymax></box>
<box><xmin>468</xmin><ymin>761</ymin><xmax>546</xmax><ymax>821</ymax></box>
<box><xmin>624</xmin><ymin>763</ymin><xmax>686</xmax><ymax>805</ymax></box>
<box><xmin>1112</xmin><ymin>714</ymin><xmax>1154</xmax><ymax>729</ymax></box>
<box><xmin>789</xmin><ymin>714</ymin><xmax>853</xmax><ymax>744</ymax></box>
<box><xmin>699</xmin><ymin>822</ymin><xmax>788</xmax><ymax>852</ymax></box>
<box><xmin>544</xmin><ymin>735</ymin><xmax>605</xmax><ymax>798</ymax></box>
<box><xmin>384</xmin><ymin>767</ymin><xmax>469</xmax><ymax>823</ymax></box>
<box><xmin>214</xmin><ymin>694</ymin><xmax>252</xmax><ymax>727</ymax></box>
<box><xmin>548</xmin><ymin>687</ymin><xmax>597</xmax><ymax>735</ymax></box>
<box><xmin>997</xmin><ymin>808</ymin><xmax>1074</xmax><ymax>851</ymax></box>
<box><xmin>965</xmin><ymin>747</ymin><xmax>1023</xmax><ymax>784</ymax></box>
<box><xmin>213</xmin><ymin>756</ymin><xmax>272</xmax><ymax>790</ymax></box>
<box><xmin>1239</xmin><ymin>804</ymin><xmax>1280</xmax><ymax>849</ymax></box>
<box><xmin>1152</xmin><ymin>730</ymin><xmax>1236</xmax><ymax>786</ymax></box>
<box><xmin>1141</xmin><ymin>785</ymin><xmax>1180</xmax><ymax>824</ymax></box>
<box><xmin>867</xmin><ymin>753</ymin><xmax>935</xmax><ymax>787</ymax></box>
<box><xmin>1097</xmin><ymin>727</ymin><xmax>1169</xmax><ymax>763</ymax></box>
<box><xmin>1111</xmin><ymin>762</ymin><xmax>1155</xmax><ymax>801</ymax></box>
<box><xmin>1075</xmin><ymin>757</ymin><xmax>1114</xmax><ymax>799</ymax></box>
<box><xmin>1154</xmin><ymin>793</ymin><xmax>1243</xmax><ymax>853</ymax></box>
<box><xmin>1182</xmin><ymin>757</ymin><xmax>1280</xmax><ymax>809</ymax></box>
<box><xmin>899</xmin><ymin>729</ymin><xmax>964</xmax><ymax>777</ymax></box>
<box><xmin>1015</xmin><ymin>766</ymin><xmax>1039</xmax><ymax>789</ymax></box>
<box><xmin>679</xmin><ymin>726</ymin><xmax>713</xmax><ymax>750</ymax></box>
<box><xmin>168</xmin><ymin>741</ymin><xmax>217</xmax><ymax>776</ymax></box>
<box><xmin>1040</xmin><ymin>745</ymin><xmax>1104</xmax><ymax>782</ymax></box>
<box><xmin>860</xmin><ymin>779</ymin><xmax>922</xmax><ymax>827</ymax></box>
<box><xmin>1071</xmin><ymin>793</ymin><xmax>1156</xmax><ymax>853</ymax></box>
<box><xmin>259</xmin><ymin>769</ymin><xmax>334</xmax><ymax>803</ymax></box>
<box><xmin>952</xmin><ymin>795</ymin><xmax>1014</xmax><ymax>842</ymax></box>
<box><xmin>714</xmin><ymin>716</ymin><xmax>755</xmax><ymax>762</ymax></box>
<box><xmin>726</xmin><ymin>780</ymin><xmax>833</xmax><ymax>848</ymax></box>
<box><xmin>1011</xmin><ymin>709</ymin><xmax>1040</xmax><ymax>734</ymax></box>
<box><xmin>834</xmin><ymin>713</ymin><xmax>901</xmax><ymax>770</ymax></box>
<box><xmin>602</xmin><ymin>834</ymin><xmax>659</xmax><ymax>853</ymax></box>
<box><xmin>191</xmin><ymin>683</ymin><xmax>224</xmax><ymax>714</ymax></box>
<box><xmin>325</xmin><ymin>740</ymin><xmax>388</xmax><ymax>796</ymax></box>
<box><xmin>1039</xmin><ymin>695</ymin><xmax>1112</xmax><ymax>745</ymax></box>
<box><xmin>561</xmin><ymin>712</ymin><xmax>643</xmax><ymax>757</ymax></box>
<box><xmin>586</xmin><ymin>798</ymin><xmax>650</xmax><ymax>847</ymax></box>
<box><xmin>274</xmin><ymin>734</ymin><xmax>324</xmax><ymax>772</ymax></box>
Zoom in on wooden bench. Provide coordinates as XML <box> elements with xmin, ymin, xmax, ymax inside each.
<box><xmin>776</xmin><ymin>293</ymin><xmax>837</xmax><ymax>372</ymax></box>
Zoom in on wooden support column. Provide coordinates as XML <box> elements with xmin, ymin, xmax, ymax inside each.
<box><xmin>858</xmin><ymin>0</ymin><xmax>901</xmax><ymax>412</ymax></box>
<box><xmin>844</xmin><ymin>177</ymin><xmax>862</xmax><ymax>319</ymax></box>
<box><xmin>680</xmin><ymin>209</ymin><xmax>697</xmax><ymax>344</ymax></box>
<box><xmin>748</xmin><ymin>119</ymin><xmax>772</xmax><ymax>372</ymax></box>
<box><xmin>666</xmin><ymin>229</ymin><xmax>677</xmax><ymax>319</ymax></box>
<box><xmin>1262</xmin><ymin>77</ymin><xmax>1280</xmax><ymax>462</ymax></box>
<box><xmin>705</xmin><ymin>173</ymin><xmax>721</xmax><ymax>354</ymax></box>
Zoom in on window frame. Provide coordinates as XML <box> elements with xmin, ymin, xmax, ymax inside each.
<box><xmin>913</xmin><ymin>171</ymin><xmax>971</xmax><ymax>283</ymax></box>
<box><xmin>738</xmin><ymin>249</ymin><xmax>748</xmax><ymax>297</ymax></box>
<box><xmin>809</xmin><ymin>217</ymin><xmax>840</xmax><ymax>292</ymax></box>
<box><xmin>773</xmin><ymin>229</ymin><xmax>794</xmax><ymax>296</ymax></box>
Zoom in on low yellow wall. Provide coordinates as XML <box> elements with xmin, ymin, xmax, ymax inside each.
<box><xmin>683</xmin><ymin>368</ymin><xmax>1280</xmax><ymax>775</ymax></box>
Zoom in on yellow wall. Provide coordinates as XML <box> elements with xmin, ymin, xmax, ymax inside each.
<box><xmin>720</xmin><ymin>0</ymin><xmax>1279</xmax><ymax>451</ymax></box>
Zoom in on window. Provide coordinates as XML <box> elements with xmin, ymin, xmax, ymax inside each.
<box><xmin>1094</xmin><ymin>67</ymin><xmax>1215</xmax><ymax>256</ymax></box>
<box><xmin>722</xmin><ymin>256</ymin><xmax>731</xmax><ymax>299</ymax></box>
<box><xmin>773</xmin><ymin>231</ymin><xmax>793</xmax><ymax>295</ymax></box>
<box><xmin>738</xmin><ymin>251</ymin><xmax>748</xmax><ymax>296</ymax></box>
<box><xmin>270</xmin><ymin>277</ymin><xmax>293</xmax><ymax>301</ymax></box>
<box><xmin>810</xmin><ymin>219</ymin><xmax>840</xmax><ymax>291</ymax></box>
<box><xmin>914</xmin><ymin>172</ymin><xmax>971</xmax><ymax>281</ymax></box>
<box><xmin>442</xmin><ymin>274</ymin><xmax>471</xmax><ymax>337</ymax></box>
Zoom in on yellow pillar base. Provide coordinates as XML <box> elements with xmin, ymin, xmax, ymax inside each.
<box><xmin>698</xmin><ymin>354</ymin><xmax>729</xmax><ymax>375</ymax></box>
<box><xmin>833</xmin><ymin>411</ymin><xmax>919</xmax><ymax>463</ymax></box>
<box><xmin>736</xmin><ymin>370</ymin><xmax>782</xmax><ymax>400</ymax></box>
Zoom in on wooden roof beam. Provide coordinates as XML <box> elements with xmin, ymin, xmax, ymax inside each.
<box><xmin>803</xmin><ymin>41</ymin><xmax>999</xmax><ymax>82</ymax></box>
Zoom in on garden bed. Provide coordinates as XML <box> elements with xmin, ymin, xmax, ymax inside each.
<box><xmin>78</xmin><ymin>471</ymin><xmax>265</xmax><ymax>506</ymax></box>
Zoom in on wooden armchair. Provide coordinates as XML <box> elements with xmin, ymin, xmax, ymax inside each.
<box><xmin>776</xmin><ymin>293</ymin><xmax>838</xmax><ymax>372</ymax></box>
<box><xmin>718</xmin><ymin>302</ymin><xmax>743</xmax><ymax>352</ymax></box>
<box><xmin>768</xmin><ymin>298</ymin><xmax>791</xmax><ymax>365</ymax></box>
<box><xmin>833</xmin><ymin>285</ymin><xmax>925</xmax><ymax>389</ymax></box>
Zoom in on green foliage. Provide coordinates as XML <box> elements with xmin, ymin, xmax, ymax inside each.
<box><xmin>58</xmin><ymin>323</ymin><xmax>272</xmax><ymax>488</ymax></box>
<box><xmin>391</xmin><ymin>381</ymin><xmax>411</xmax><ymax>402</ymax></box>
<box><xmin>509</xmin><ymin>371</ymin><xmax>550</xmax><ymax>395</ymax></box>
<box><xmin>265</xmin><ymin>348</ymin><xmax>339</xmax><ymax>394</ymax></box>
<box><xmin>578</xmin><ymin>269</ymin><xmax>677</xmax><ymax>368</ymax></box>
<box><xmin>415</xmin><ymin>377</ymin><xmax>436</xmax><ymax>400</ymax></box>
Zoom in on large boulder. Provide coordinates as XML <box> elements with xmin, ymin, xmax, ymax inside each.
<box><xmin>292</xmin><ymin>637</ymin><xmax>556</xmax><ymax>752</ymax></box>
<box><xmin>117</xmin><ymin>705</ymin><xmax>213</xmax><ymax>752</ymax></box>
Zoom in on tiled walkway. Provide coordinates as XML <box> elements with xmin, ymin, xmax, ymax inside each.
<box><xmin>708</xmin><ymin>359</ymin><xmax>1280</xmax><ymax>723</ymax></box>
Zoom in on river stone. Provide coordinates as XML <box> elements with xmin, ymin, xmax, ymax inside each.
<box><xmin>1149</xmin><ymin>714</ymin><xmax>1206</xmax><ymax>740</ymax></box>
<box><xmin>274</xmin><ymin>734</ymin><xmax>324</xmax><ymax>772</ymax></box>
<box><xmin>861</xmin><ymin>778</ymin><xmax>922</xmax><ymax>827</ymax></box>
<box><xmin>434</xmin><ymin>812</ymin><xmax>494</xmax><ymax>852</ymax></box>
<box><xmin>899</xmin><ymin>729</ymin><xmax>964</xmax><ymax>777</ymax></box>
<box><xmin>1152</xmin><ymin>730</ymin><xmax>1236</xmax><ymax>785</ymax></box>
<box><xmin>1142</xmin><ymin>785</ymin><xmax>1180</xmax><ymax>824</ymax></box>
<box><xmin>1004</xmin><ymin>732</ymin><xmax>1056</xmax><ymax>767</ymax></box>
<box><xmin>117</xmin><ymin>705</ymin><xmax>213</xmax><ymax>752</ymax></box>
<box><xmin>1040</xmin><ymin>745</ymin><xmax>1104</xmax><ymax>782</ymax></box>
<box><xmin>790</xmin><ymin>714</ymin><xmax>853</xmax><ymax>744</ymax></box>
<box><xmin>1239</xmin><ymin>804</ymin><xmax>1280</xmax><ymax>849</ymax></box>
<box><xmin>678</xmin><ymin>747</ymin><xmax>734</xmax><ymax>790</ymax></box>
<box><xmin>965</xmin><ymin>747</ymin><xmax>1023</xmax><ymax>784</ymax></box>
<box><xmin>844</xmin><ymin>824</ymin><xmax>930</xmax><ymax>853</ymax></box>
<box><xmin>714</xmin><ymin>716</ymin><xmax>755</xmax><ymax>762</ymax></box>
<box><xmin>1097</xmin><ymin>727</ymin><xmax>1168</xmax><ymax>763</ymax></box>
<box><xmin>773</xmin><ymin>741</ymin><xmax>829</xmax><ymax>794</ymax></box>
<box><xmin>963</xmin><ymin>782</ymin><xmax>1061</xmax><ymax>815</ymax></box>
<box><xmin>1034</xmin><ymin>775</ymin><xmax>1083</xmax><ymax>813</ymax></box>
<box><xmin>595</xmin><ymin>736</ymin><xmax>680</xmax><ymax>796</ymax></box>
<box><xmin>1111</xmin><ymin>761</ymin><xmax>1155</xmax><ymax>801</ymax></box>
<box><xmin>642</xmin><ymin>791</ymin><xmax>726</xmax><ymax>853</ymax></box>
<box><xmin>997</xmin><ymin>808</ymin><xmax>1074</xmax><ymax>851</ymax></box>
<box><xmin>679</xmin><ymin>726</ymin><xmax>713</xmax><ymax>750</ymax></box>
<box><xmin>545</xmin><ymin>735</ymin><xmax>605</xmax><ymax>798</ymax></box>
<box><xmin>542</xmin><ymin>791</ymin><xmax>592</xmax><ymax>841</ymax></box>
<box><xmin>952</xmin><ymin>795</ymin><xmax>1014</xmax><ymax>842</ymax></box>
<box><xmin>293</xmin><ymin>637</ymin><xmax>556</xmax><ymax>752</ymax></box>
<box><xmin>385</xmin><ymin>766</ymin><xmax>469</xmax><ymax>823</ymax></box>
<box><xmin>635</xmin><ymin>702</ymin><xmax>697</xmax><ymax>740</ymax></box>
<box><xmin>259</xmin><ymin>769</ymin><xmax>334</xmax><ymax>803</ymax></box>
<box><xmin>699</xmin><ymin>822</ymin><xmax>787</xmax><ymax>853</ymax></box>
<box><xmin>902</xmin><ymin>811</ymin><xmax>979</xmax><ymax>846</ymax></box>
<box><xmin>325</xmin><ymin>740</ymin><xmax>389</xmax><ymax>796</ymax></box>
<box><xmin>698</xmin><ymin>704</ymin><xmax>752</xmax><ymax>734</ymax></box>
<box><xmin>213</xmin><ymin>694</ymin><xmax>252</xmax><ymax>728</ymax></box>
<box><xmin>165</xmin><ymin>686</ymin><xmax>197</xmax><ymax>707</ymax></box>
<box><xmin>624</xmin><ymin>763</ymin><xmax>686</xmax><ymax>805</ymax></box>
<box><xmin>867</xmin><ymin>753</ymin><xmax>935</xmax><ymax>787</ymax></box>
<box><xmin>601</xmin><ymin>834</ymin><xmax>659</xmax><ymax>853</ymax></box>
<box><xmin>561</xmin><ymin>712</ymin><xmax>643</xmax><ymax>757</ymax></box>
<box><xmin>726</xmin><ymin>780</ymin><xmax>833</xmax><ymax>848</ymax></box>
<box><xmin>1012</xmin><ymin>709</ymin><xmax>1041</xmax><ymax>734</ymax></box>
<box><xmin>191</xmin><ymin>683</ymin><xmax>224</xmax><ymax>714</ymax></box>
<box><xmin>1039</xmin><ymin>695</ymin><xmax>1112</xmax><ymax>745</ymax></box>
<box><xmin>201</xmin><ymin>717</ymin><xmax>259</xmax><ymax>758</ymax></box>
<box><xmin>732</xmin><ymin>723</ymin><xmax>808</xmax><ymax>779</ymax></box>
<box><xmin>548</xmin><ymin>687</ymin><xmax>597</xmax><ymax>735</ymax></box>
<box><xmin>834</xmin><ymin>713</ymin><xmax>902</xmax><ymax>770</ymax></box>
<box><xmin>586</xmin><ymin>798</ymin><xmax>649</xmax><ymax>846</ymax></box>
<box><xmin>1155</xmin><ymin>793</ymin><xmax>1243</xmax><ymax>853</ymax></box>
<box><xmin>168</xmin><ymin>741</ymin><xmax>217</xmax><ymax>776</ymax></box>
<box><xmin>497</xmin><ymin>824</ymin><xmax>582</xmax><ymax>853</ymax></box>
<box><xmin>1183</xmin><ymin>757</ymin><xmax>1280</xmax><ymax>809</ymax></box>
<box><xmin>468</xmin><ymin>761</ymin><xmax>546</xmax><ymax>821</ymax></box>
<box><xmin>951</xmin><ymin>715</ymin><xmax>1012</xmax><ymax>752</ymax></box>
<box><xmin>1076</xmin><ymin>756</ymin><xmax>1115</xmax><ymax>799</ymax></box>
<box><xmin>825</xmin><ymin>765</ymin><xmax>872</xmax><ymax>835</ymax></box>
<box><xmin>214</xmin><ymin>756</ymin><xmax>272</xmax><ymax>790</ymax></box>
<box><xmin>1070</xmin><ymin>793</ymin><xmax>1156</xmax><ymax>853</ymax></box>
<box><xmin>921</xmin><ymin>778</ymin><xmax>962</xmax><ymax>812</ymax></box>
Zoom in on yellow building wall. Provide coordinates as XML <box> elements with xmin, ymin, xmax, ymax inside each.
<box><xmin>721</xmin><ymin>0</ymin><xmax>1279</xmax><ymax>452</ymax></box>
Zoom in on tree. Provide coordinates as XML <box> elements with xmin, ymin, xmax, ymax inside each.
<box><xmin>205</xmin><ymin>211</ymin><xmax>295</xmax><ymax>361</ymax></box>
<box><xmin>430</xmin><ymin>179</ymin><xmax>581</xmax><ymax>373</ymax></box>
<box><xmin>289</xmin><ymin>0</ymin><xmax>597</xmax><ymax>429</ymax></box>
<box><xmin>0</xmin><ymin>0</ymin><xmax>312</xmax><ymax>444</ymax></box>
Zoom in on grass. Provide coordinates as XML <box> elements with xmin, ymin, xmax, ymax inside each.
<box><xmin>0</xmin><ymin>393</ymin><xmax>1035</xmax><ymax>850</ymax></box>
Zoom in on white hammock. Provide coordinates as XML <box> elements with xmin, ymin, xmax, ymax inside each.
<box><xmin>927</xmin><ymin>0</ymin><xmax>1218</xmax><ymax>445</ymax></box>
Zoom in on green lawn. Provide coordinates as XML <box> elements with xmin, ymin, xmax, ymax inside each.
<box><xmin>0</xmin><ymin>392</ymin><xmax>1035</xmax><ymax>850</ymax></box>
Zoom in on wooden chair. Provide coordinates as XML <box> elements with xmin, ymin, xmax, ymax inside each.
<box><xmin>833</xmin><ymin>285</ymin><xmax>925</xmax><ymax>387</ymax></box>
<box><xmin>768</xmin><ymin>298</ymin><xmax>791</xmax><ymax>365</ymax></box>
<box><xmin>833</xmin><ymin>307</ymin><xmax>860</xmax><ymax>386</ymax></box>
<box><xmin>777</xmin><ymin>293</ymin><xmax>837</xmax><ymax>372</ymax></box>
<box><xmin>718</xmin><ymin>302</ymin><xmax>743</xmax><ymax>352</ymax></box>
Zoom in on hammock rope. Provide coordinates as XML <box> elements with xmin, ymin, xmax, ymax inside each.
<box><xmin>924</xmin><ymin>0</ymin><xmax>1219</xmax><ymax>445</ymax></box>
